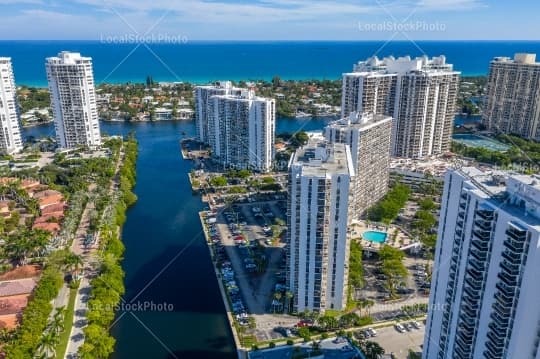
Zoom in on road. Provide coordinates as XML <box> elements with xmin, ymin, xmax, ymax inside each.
<box><xmin>63</xmin><ymin>147</ymin><xmax>124</xmax><ymax>358</ymax></box>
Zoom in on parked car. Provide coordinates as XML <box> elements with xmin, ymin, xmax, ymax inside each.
<box><xmin>394</xmin><ymin>324</ymin><xmax>405</xmax><ymax>333</ymax></box>
<box><xmin>411</xmin><ymin>321</ymin><xmax>421</xmax><ymax>329</ymax></box>
<box><xmin>367</xmin><ymin>327</ymin><xmax>377</xmax><ymax>337</ymax></box>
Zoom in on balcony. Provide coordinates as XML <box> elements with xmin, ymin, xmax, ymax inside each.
<box><xmin>471</xmin><ymin>238</ymin><xmax>490</xmax><ymax>250</ymax></box>
<box><xmin>505</xmin><ymin>228</ymin><xmax>527</xmax><ymax>241</ymax></box>
<box><xmin>476</xmin><ymin>209</ymin><xmax>495</xmax><ymax>220</ymax></box>
<box><xmin>501</xmin><ymin>250</ymin><xmax>520</xmax><ymax>264</ymax></box>
<box><xmin>474</xmin><ymin>218</ymin><xmax>492</xmax><ymax>230</ymax></box>
<box><xmin>464</xmin><ymin>286</ymin><xmax>481</xmax><ymax>300</ymax></box>
<box><xmin>504</xmin><ymin>239</ymin><xmax>526</xmax><ymax>253</ymax></box>
<box><xmin>473</xmin><ymin>229</ymin><xmax>492</xmax><ymax>240</ymax></box>
<box><xmin>500</xmin><ymin>260</ymin><xmax>520</xmax><ymax>275</ymax></box>
<box><xmin>465</xmin><ymin>275</ymin><xmax>483</xmax><ymax>289</ymax></box>
<box><xmin>497</xmin><ymin>272</ymin><xmax>518</xmax><ymax>287</ymax></box>
<box><xmin>492</xmin><ymin>302</ymin><xmax>512</xmax><ymax>319</ymax></box>
<box><xmin>470</xmin><ymin>248</ymin><xmax>488</xmax><ymax>262</ymax></box>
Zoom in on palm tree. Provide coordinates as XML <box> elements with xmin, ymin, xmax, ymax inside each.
<box><xmin>37</xmin><ymin>331</ymin><xmax>58</xmax><ymax>358</ymax></box>
<box><xmin>65</xmin><ymin>253</ymin><xmax>84</xmax><ymax>278</ymax></box>
<box><xmin>49</xmin><ymin>314</ymin><xmax>64</xmax><ymax>336</ymax></box>
<box><xmin>285</xmin><ymin>291</ymin><xmax>294</xmax><ymax>314</ymax></box>
<box><xmin>273</xmin><ymin>292</ymin><xmax>283</xmax><ymax>313</ymax></box>
<box><xmin>49</xmin><ymin>306</ymin><xmax>66</xmax><ymax>335</ymax></box>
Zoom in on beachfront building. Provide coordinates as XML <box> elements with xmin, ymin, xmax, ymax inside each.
<box><xmin>0</xmin><ymin>58</ymin><xmax>23</xmax><ymax>154</ymax></box>
<box><xmin>423</xmin><ymin>167</ymin><xmax>540</xmax><ymax>359</ymax></box>
<box><xmin>483</xmin><ymin>53</ymin><xmax>540</xmax><ymax>140</ymax></box>
<box><xmin>198</xmin><ymin>85</ymin><xmax>275</xmax><ymax>172</ymax></box>
<box><xmin>287</xmin><ymin>139</ymin><xmax>355</xmax><ymax>312</ymax></box>
<box><xmin>194</xmin><ymin>81</ymin><xmax>244</xmax><ymax>143</ymax></box>
<box><xmin>325</xmin><ymin>112</ymin><xmax>392</xmax><ymax>218</ymax></box>
<box><xmin>342</xmin><ymin>55</ymin><xmax>460</xmax><ymax>158</ymax></box>
<box><xmin>46</xmin><ymin>51</ymin><xmax>101</xmax><ymax>148</ymax></box>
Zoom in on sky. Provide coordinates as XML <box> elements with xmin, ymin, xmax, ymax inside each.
<box><xmin>0</xmin><ymin>0</ymin><xmax>538</xmax><ymax>41</ymax></box>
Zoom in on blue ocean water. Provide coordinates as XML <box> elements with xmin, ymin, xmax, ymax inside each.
<box><xmin>2</xmin><ymin>41</ymin><xmax>540</xmax><ymax>87</ymax></box>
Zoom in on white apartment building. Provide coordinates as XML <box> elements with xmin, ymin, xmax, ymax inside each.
<box><xmin>325</xmin><ymin>112</ymin><xmax>392</xmax><ymax>218</ymax></box>
<box><xmin>198</xmin><ymin>85</ymin><xmax>275</xmax><ymax>172</ymax></box>
<box><xmin>423</xmin><ymin>167</ymin><xmax>540</xmax><ymax>359</ymax></box>
<box><xmin>483</xmin><ymin>53</ymin><xmax>540</xmax><ymax>140</ymax></box>
<box><xmin>287</xmin><ymin>139</ymin><xmax>355</xmax><ymax>312</ymax></box>
<box><xmin>0</xmin><ymin>58</ymin><xmax>23</xmax><ymax>154</ymax></box>
<box><xmin>46</xmin><ymin>52</ymin><xmax>101</xmax><ymax>148</ymax></box>
<box><xmin>194</xmin><ymin>81</ymin><xmax>244</xmax><ymax>143</ymax></box>
<box><xmin>342</xmin><ymin>56</ymin><xmax>460</xmax><ymax>158</ymax></box>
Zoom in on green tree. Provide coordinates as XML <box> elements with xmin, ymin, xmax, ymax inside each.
<box><xmin>362</xmin><ymin>341</ymin><xmax>385</xmax><ymax>359</ymax></box>
<box><xmin>37</xmin><ymin>331</ymin><xmax>59</xmax><ymax>358</ymax></box>
<box><xmin>210</xmin><ymin>176</ymin><xmax>228</xmax><ymax>187</ymax></box>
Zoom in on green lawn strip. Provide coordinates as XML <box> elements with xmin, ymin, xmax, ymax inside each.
<box><xmin>55</xmin><ymin>287</ymin><xmax>78</xmax><ymax>358</ymax></box>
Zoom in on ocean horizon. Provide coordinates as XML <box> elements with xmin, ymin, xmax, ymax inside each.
<box><xmin>2</xmin><ymin>40</ymin><xmax>540</xmax><ymax>87</ymax></box>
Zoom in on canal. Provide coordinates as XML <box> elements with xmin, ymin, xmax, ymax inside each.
<box><xmin>23</xmin><ymin>117</ymin><xmax>331</xmax><ymax>358</ymax></box>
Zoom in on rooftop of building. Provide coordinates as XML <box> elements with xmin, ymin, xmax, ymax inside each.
<box><xmin>326</xmin><ymin>112</ymin><xmax>392</xmax><ymax>132</ymax></box>
<box><xmin>196</xmin><ymin>81</ymin><xmax>235</xmax><ymax>89</ymax></box>
<box><xmin>291</xmin><ymin>138</ymin><xmax>354</xmax><ymax>177</ymax></box>
<box><xmin>349</xmin><ymin>54</ymin><xmax>460</xmax><ymax>75</ymax></box>
<box><xmin>46</xmin><ymin>51</ymin><xmax>91</xmax><ymax>64</ymax></box>
<box><xmin>492</xmin><ymin>53</ymin><xmax>540</xmax><ymax>66</ymax></box>
<box><xmin>390</xmin><ymin>156</ymin><xmax>468</xmax><ymax>178</ymax></box>
<box><xmin>0</xmin><ymin>278</ymin><xmax>37</xmax><ymax>298</ymax></box>
<box><xmin>457</xmin><ymin>167</ymin><xmax>540</xmax><ymax>226</ymax></box>
<box><xmin>211</xmin><ymin>90</ymin><xmax>273</xmax><ymax>103</ymax></box>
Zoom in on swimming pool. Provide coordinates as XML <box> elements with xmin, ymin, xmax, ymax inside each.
<box><xmin>362</xmin><ymin>231</ymin><xmax>388</xmax><ymax>244</ymax></box>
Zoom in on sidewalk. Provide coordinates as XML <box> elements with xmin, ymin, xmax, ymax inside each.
<box><xmin>64</xmin><ymin>276</ymin><xmax>90</xmax><ymax>358</ymax></box>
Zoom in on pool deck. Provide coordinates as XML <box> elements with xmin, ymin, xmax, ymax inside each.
<box><xmin>351</xmin><ymin>221</ymin><xmax>418</xmax><ymax>252</ymax></box>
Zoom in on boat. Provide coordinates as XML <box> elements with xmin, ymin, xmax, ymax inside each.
<box><xmin>295</xmin><ymin>111</ymin><xmax>312</xmax><ymax>119</ymax></box>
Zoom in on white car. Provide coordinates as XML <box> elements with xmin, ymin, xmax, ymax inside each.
<box><xmin>367</xmin><ymin>328</ymin><xmax>377</xmax><ymax>337</ymax></box>
<box><xmin>395</xmin><ymin>324</ymin><xmax>405</xmax><ymax>333</ymax></box>
<box><xmin>411</xmin><ymin>321</ymin><xmax>421</xmax><ymax>329</ymax></box>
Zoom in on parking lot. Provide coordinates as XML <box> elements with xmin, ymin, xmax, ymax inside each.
<box><xmin>357</xmin><ymin>252</ymin><xmax>430</xmax><ymax>321</ymax></box>
<box><xmin>368</xmin><ymin>324</ymin><xmax>424</xmax><ymax>359</ymax></box>
<box><xmin>206</xmin><ymin>196</ymin><xmax>302</xmax><ymax>341</ymax></box>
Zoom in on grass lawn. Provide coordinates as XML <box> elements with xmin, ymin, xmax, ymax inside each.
<box><xmin>56</xmin><ymin>286</ymin><xmax>78</xmax><ymax>358</ymax></box>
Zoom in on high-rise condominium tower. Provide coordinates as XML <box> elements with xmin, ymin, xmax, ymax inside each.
<box><xmin>325</xmin><ymin>112</ymin><xmax>392</xmax><ymax>218</ymax></box>
<box><xmin>287</xmin><ymin>139</ymin><xmax>355</xmax><ymax>312</ymax></box>
<box><xmin>194</xmin><ymin>81</ymin><xmax>244</xmax><ymax>143</ymax></box>
<box><xmin>195</xmin><ymin>82</ymin><xmax>275</xmax><ymax>172</ymax></box>
<box><xmin>46</xmin><ymin>52</ymin><xmax>101</xmax><ymax>148</ymax></box>
<box><xmin>342</xmin><ymin>55</ymin><xmax>460</xmax><ymax>158</ymax></box>
<box><xmin>423</xmin><ymin>167</ymin><xmax>540</xmax><ymax>359</ymax></box>
<box><xmin>483</xmin><ymin>53</ymin><xmax>540</xmax><ymax>140</ymax></box>
<box><xmin>0</xmin><ymin>58</ymin><xmax>23</xmax><ymax>154</ymax></box>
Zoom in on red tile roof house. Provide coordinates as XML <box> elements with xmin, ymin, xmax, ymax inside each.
<box><xmin>40</xmin><ymin>202</ymin><xmax>67</xmax><ymax>216</ymax></box>
<box><xmin>32</xmin><ymin>190</ymin><xmax>64</xmax><ymax>210</ymax></box>
<box><xmin>20</xmin><ymin>179</ymin><xmax>41</xmax><ymax>191</ymax></box>
<box><xmin>0</xmin><ymin>278</ymin><xmax>38</xmax><ymax>330</ymax></box>
<box><xmin>32</xmin><ymin>191</ymin><xmax>66</xmax><ymax>234</ymax></box>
